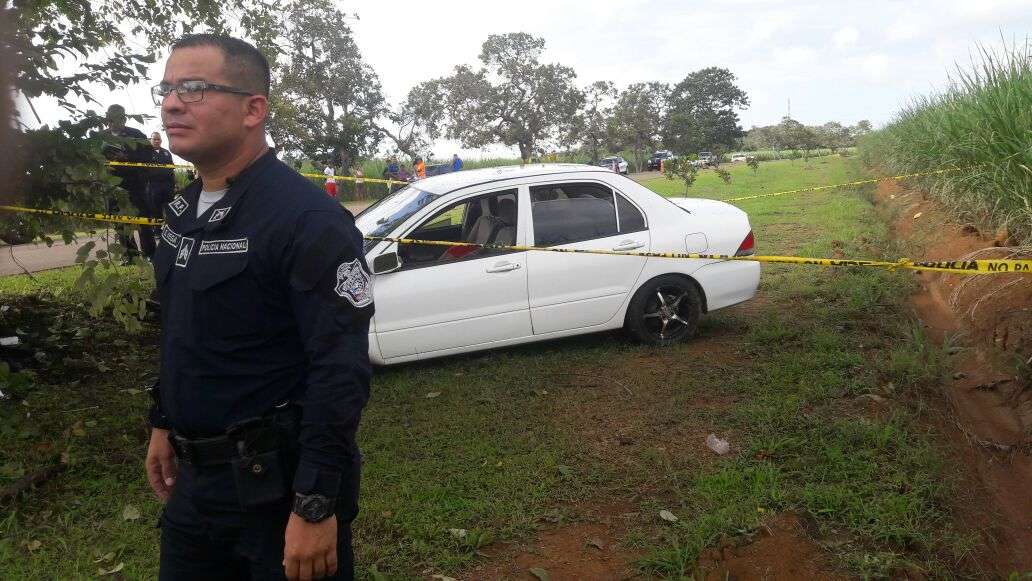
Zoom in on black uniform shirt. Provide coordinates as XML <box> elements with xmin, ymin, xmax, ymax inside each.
<box><xmin>147</xmin><ymin>147</ymin><xmax>177</xmax><ymax>192</ymax></box>
<box><xmin>149</xmin><ymin>149</ymin><xmax>374</xmax><ymax>498</ymax></box>
<box><xmin>102</xmin><ymin>126</ymin><xmax>149</xmax><ymax>191</ymax></box>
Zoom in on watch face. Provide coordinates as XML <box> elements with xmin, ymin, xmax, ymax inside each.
<box><xmin>300</xmin><ymin>495</ymin><xmax>331</xmax><ymax>521</ymax></box>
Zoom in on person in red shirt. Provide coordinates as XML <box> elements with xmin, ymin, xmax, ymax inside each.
<box><xmin>323</xmin><ymin>166</ymin><xmax>337</xmax><ymax>197</ymax></box>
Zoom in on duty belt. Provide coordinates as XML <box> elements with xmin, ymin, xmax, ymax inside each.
<box><xmin>169</xmin><ymin>406</ymin><xmax>298</xmax><ymax>467</ymax></box>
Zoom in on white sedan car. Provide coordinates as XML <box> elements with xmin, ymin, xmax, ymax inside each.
<box><xmin>355</xmin><ymin>164</ymin><xmax>759</xmax><ymax>365</ymax></box>
<box><xmin>599</xmin><ymin>156</ymin><xmax>629</xmax><ymax>175</ymax></box>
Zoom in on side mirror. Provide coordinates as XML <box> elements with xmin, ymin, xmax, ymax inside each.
<box><xmin>371</xmin><ymin>251</ymin><xmax>402</xmax><ymax>275</ymax></box>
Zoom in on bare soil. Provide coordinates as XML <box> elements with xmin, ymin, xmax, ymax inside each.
<box><xmin>460</xmin><ymin>323</ymin><xmax>851</xmax><ymax>580</ymax></box>
<box><xmin>697</xmin><ymin>513</ymin><xmax>848</xmax><ymax>581</ymax></box>
<box><xmin>876</xmin><ymin>179</ymin><xmax>1032</xmax><ymax>573</ymax></box>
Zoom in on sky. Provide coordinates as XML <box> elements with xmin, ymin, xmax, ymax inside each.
<box><xmin>15</xmin><ymin>0</ymin><xmax>1032</xmax><ymax>161</ymax></box>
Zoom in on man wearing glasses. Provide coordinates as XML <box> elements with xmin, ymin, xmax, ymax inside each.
<box><xmin>144</xmin><ymin>34</ymin><xmax>372</xmax><ymax>581</ymax></box>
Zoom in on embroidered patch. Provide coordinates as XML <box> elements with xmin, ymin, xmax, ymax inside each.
<box><xmin>160</xmin><ymin>224</ymin><xmax>181</xmax><ymax>248</ymax></box>
<box><xmin>334</xmin><ymin>259</ymin><xmax>373</xmax><ymax>307</ymax></box>
<box><xmin>198</xmin><ymin>238</ymin><xmax>248</xmax><ymax>255</ymax></box>
<box><xmin>168</xmin><ymin>195</ymin><xmax>189</xmax><ymax>217</ymax></box>
<box><xmin>175</xmin><ymin>236</ymin><xmax>195</xmax><ymax>268</ymax></box>
<box><xmin>208</xmin><ymin>207</ymin><xmax>231</xmax><ymax>223</ymax></box>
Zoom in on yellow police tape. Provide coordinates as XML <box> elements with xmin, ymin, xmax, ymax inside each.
<box><xmin>720</xmin><ymin>167</ymin><xmax>961</xmax><ymax>203</ymax></box>
<box><xmin>365</xmin><ymin>236</ymin><xmax>1032</xmax><ymax>276</ymax></box>
<box><xmin>1</xmin><ymin>205</ymin><xmax>1027</xmax><ymax>275</ymax></box>
<box><xmin>106</xmin><ymin>161</ymin><xmax>403</xmax><ymax>186</ymax></box>
<box><xmin>0</xmin><ymin>204</ymin><xmax>162</xmax><ymax>226</ymax></box>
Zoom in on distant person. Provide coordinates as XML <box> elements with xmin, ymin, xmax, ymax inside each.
<box><xmin>142</xmin><ymin>131</ymin><xmax>176</xmax><ymax>258</ymax></box>
<box><xmin>323</xmin><ymin>165</ymin><xmax>337</xmax><ymax>198</ymax></box>
<box><xmin>353</xmin><ymin>166</ymin><xmax>365</xmax><ymax>199</ymax></box>
<box><xmin>414</xmin><ymin>156</ymin><xmax>426</xmax><ymax>180</ymax></box>
<box><xmin>451</xmin><ymin>154</ymin><xmax>462</xmax><ymax>172</ymax></box>
<box><xmin>100</xmin><ymin>104</ymin><xmax>149</xmax><ymax>261</ymax></box>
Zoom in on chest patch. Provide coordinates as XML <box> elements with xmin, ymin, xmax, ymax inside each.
<box><xmin>168</xmin><ymin>195</ymin><xmax>189</xmax><ymax>217</ymax></box>
<box><xmin>198</xmin><ymin>238</ymin><xmax>249</xmax><ymax>255</ymax></box>
<box><xmin>335</xmin><ymin>259</ymin><xmax>373</xmax><ymax>307</ymax></box>
<box><xmin>160</xmin><ymin>224</ymin><xmax>181</xmax><ymax>248</ymax></box>
<box><xmin>209</xmin><ymin>207</ymin><xmax>231</xmax><ymax>222</ymax></box>
<box><xmin>175</xmin><ymin>237</ymin><xmax>195</xmax><ymax>268</ymax></box>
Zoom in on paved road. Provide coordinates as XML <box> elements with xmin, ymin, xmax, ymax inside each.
<box><xmin>0</xmin><ymin>200</ymin><xmax>374</xmax><ymax>277</ymax></box>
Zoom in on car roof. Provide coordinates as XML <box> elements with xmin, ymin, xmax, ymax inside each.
<box><xmin>412</xmin><ymin>163</ymin><xmax>613</xmax><ymax>195</ymax></box>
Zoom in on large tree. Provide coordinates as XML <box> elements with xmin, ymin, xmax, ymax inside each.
<box><xmin>269</xmin><ymin>0</ymin><xmax>384</xmax><ymax>169</ymax></box>
<box><xmin>816</xmin><ymin>121</ymin><xmax>851</xmax><ymax>152</ymax></box>
<box><xmin>568</xmin><ymin>80</ymin><xmax>617</xmax><ymax>164</ymax></box>
<box><xmin>661</xmin><ymin>67</ymin><xmax>749</xmax><ymax>154</ymax></box>
<box><xmin>5</xmin><ymin>0</ymin><xmax>281</xmax><ymax>330</ymax></box>
<box><xmin>430</xmin><ymin>33</ymin><xmax>584</xmax><ymax>162</ymax></box>
<box><xmin>374</xmin><ymin>80</ymin><xmax>445</xmax><ymax>160</ymax></box>
<box><xmin>608</xmin><ymin>82</ymin><xmax>668</xmax><ymax>172</ymax></box>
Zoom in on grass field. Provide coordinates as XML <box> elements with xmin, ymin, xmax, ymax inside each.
<box><xmin>0</xmin><ymin>155</ymin><xmax>974</xmax><ymax>579</ymax></box>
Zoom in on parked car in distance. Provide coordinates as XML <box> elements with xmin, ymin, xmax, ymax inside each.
<box><xmin>730</xmin><ymin>153</ymin><xmax>748</xmax><ymax>163</ymax></box>
<box><xmin>695</xmin><ymin>151</ymin><xmax>719</xmax><ymax>168</ymax></box>
<box><xmin>647</xmin><ymin>150</ymin><xmax>676</xmax><ymax>171</ymax></box>
<box><xmin>599</xmin><ymin>156</ymin><xmax>629</xmax><ymax>175</ymax></box>
<box><xmin>355</xmin><ymin>164</ymin><xmax>760</xmax><ymax>365</ymax></box>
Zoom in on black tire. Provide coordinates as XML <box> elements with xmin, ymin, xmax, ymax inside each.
<box><xmin>624</xmin><ymin>274</ymin><xmax>702</xmax><ymax>346</ymax></box>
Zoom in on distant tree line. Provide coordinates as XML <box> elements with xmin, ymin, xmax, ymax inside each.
<box><xmin>743</xmin><ymin>118</ymin><xmax>873</xmax><ymax>159</ymax></box>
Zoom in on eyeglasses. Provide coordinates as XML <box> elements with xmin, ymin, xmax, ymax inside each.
<box><xmin>151</xmin><ymin>80</ymin><xmax>254</xmax><ymax>106</ymax></box>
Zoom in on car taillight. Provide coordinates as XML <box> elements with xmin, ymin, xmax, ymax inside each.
<box><xmin>735</xmin><ymin>230</ymin><xmax>755</xmax><ymax>256</ymax></box>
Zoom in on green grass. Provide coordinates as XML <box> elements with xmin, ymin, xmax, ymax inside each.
<box><xmin>0</xmin><ymin>155</ymin><xmax>975</xmax><ymax>579</ymax></box>
<box><xmin>642</xmin><ymin>155</ymin><xmax>862</xmax><ymax>202</ymax></box>
<box><xmin>859</xmin><ymin>40</ymin><xmax>1032</xmax><ymax>244</ymax></box>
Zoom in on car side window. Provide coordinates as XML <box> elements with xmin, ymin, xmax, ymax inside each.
<box><xmin>530</xmin><ymin>182</ymin><xmax>618</xmax><ymax>246</ymax></box>
<box><xmin>616</xmin><ymin>194</ymin><xmax>646</xmax><ymax>233</ymax></box>
<box><xmin>400</xmin><ymin>189</ymin><xmax>518</xmax><ymax>268</ymax></box>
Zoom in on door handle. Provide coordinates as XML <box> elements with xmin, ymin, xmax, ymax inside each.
<box><xmin>486</xmin><ymin>262</ymin><xmax>521</xmax><ymax>273</ymax></box>
<box><xmin>612</xmin><ymin>240</ymin><xmax>645</xmax><ymax>252</ymax></box>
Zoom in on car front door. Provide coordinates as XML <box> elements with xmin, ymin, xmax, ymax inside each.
<box><xmin>526</xmin><ymin>180</ymin><xmax>651</xmax><ymax>335</ymax></box>
<box><xmin>371</xmin><ymin>188</ymin><xmax>532</xmax><ymax>360</ymax></box>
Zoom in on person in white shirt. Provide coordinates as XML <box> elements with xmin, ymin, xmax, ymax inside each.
<box><xmin>323</xmin><ymin>166</ymin><xmax>337</xmax><ymax>198</ymax></box>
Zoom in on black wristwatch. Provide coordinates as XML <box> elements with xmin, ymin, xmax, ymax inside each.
<box><xmin>292</xmin><ymin>493</ymin><xmax>335</xmax><ymax>523</ymax></box>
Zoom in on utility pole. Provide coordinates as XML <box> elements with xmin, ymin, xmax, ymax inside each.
<box><xmin>787</xmin><ymin>98</ymin><xmax>791</xmax><ymax>120</ymax></box>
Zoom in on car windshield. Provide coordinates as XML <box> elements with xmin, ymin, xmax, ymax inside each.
<box><xmin>354</xmin><ymin>185</ymin><xmax>440</xmax><ymax>244</ymax></box>
<box><xmin>601</xmin><ymin>158</ymin><xmax>617</xmax><ymax>163</ymax></box>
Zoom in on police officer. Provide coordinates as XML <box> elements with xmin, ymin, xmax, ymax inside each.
<box><xmin>140</xmin><ymin>131</ymin><xmax>176</xmax><ymax>258</ymax></box>
<box><xmin>100</xmin><ymin>104</ymin><xmax>149</xmax><ymax>259</ymax></box>
<box><xmin>144</xmin><ymin>34</ymin><xmax>373</xmax><ymax>580</ymax></box>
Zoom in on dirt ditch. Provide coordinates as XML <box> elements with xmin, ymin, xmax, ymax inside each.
<box><xmin>876</xmin><ymin>179</ymin><xmax>1032</xmax><ymax>572</ymax></box>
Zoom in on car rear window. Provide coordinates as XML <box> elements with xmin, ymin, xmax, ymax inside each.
<box><xmin>530</xmin><ymin>182</ymin><xmax>620</xmax><ymax>246</ymax></box>
<box><xmin>617</xmin><ymin>194</ymin><xmax>646</xmax><ymax>233</ymax></box>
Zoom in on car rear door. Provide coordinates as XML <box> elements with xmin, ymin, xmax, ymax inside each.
<box><xmin>526</xmin><ymin>179</ymin><xmax>650</xmax><ymax>335</ymax></box>
<box><xmin>371</xmin><ymin>187</ymin><xmax>532</xmax><ymax>360</ymax></box>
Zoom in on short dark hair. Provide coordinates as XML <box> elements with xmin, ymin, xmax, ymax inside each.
<box><xmin>171</xmin><ymin>34</ymin><xmax>270</xmax><ymax>97</ymax></box>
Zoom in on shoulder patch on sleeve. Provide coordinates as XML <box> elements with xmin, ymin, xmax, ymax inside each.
<box><xmin>334</xmin><ymin>259</ymin><xmax>373</xmax><ymax>307</ymax></box>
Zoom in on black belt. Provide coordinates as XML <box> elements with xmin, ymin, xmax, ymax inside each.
<box><xmin>169</xmin><ymin>406</ymin><xmax>298</xmax><ymax>467</ymax></box>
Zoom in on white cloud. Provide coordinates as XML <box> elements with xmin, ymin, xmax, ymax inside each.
<box><xmin>833</xmin><ymin>26</ymin><xmax>859</xmax><ymax>49</ymax></box>
<box><xmin>885</xmin><ymin>21</ymin><xmax>923</xmax><ymax>42</ymax></box>
<box><xmin>14</xmin><ymin>0</ymin><xmax>1032</xmax><ymax>157</ymax></box>
<box><xmin>860</xmin><ymin>53</ymin><xmax>891</xmax><ymax>81</ymax></box>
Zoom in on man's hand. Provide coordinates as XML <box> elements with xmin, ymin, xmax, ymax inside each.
<box><xmin>283</xmin><ymin>513</ymin><xmax>337</xmax><ymax>580</ymax></box>
<box><xmin>145</xmin><ymin>428</ymin><xmax>177</xmax><ymax>501</ymax></box>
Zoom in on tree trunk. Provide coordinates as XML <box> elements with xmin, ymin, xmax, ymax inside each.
<box><xmin>519</xmin><ymin>142</ymin><xmax>532</xmax><ymax>164</ymax></box>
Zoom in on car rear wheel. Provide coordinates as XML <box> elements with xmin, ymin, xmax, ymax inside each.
<box><xmin>624</xmin><ymin>275</ymin><xmax>701</xmax><ymax>346</ymax></box>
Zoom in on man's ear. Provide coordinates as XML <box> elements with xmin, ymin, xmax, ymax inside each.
<box><xmin>243</xmin><ymin>95</ymin><xmax>270</xmax><ymax>130</ymax></box>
